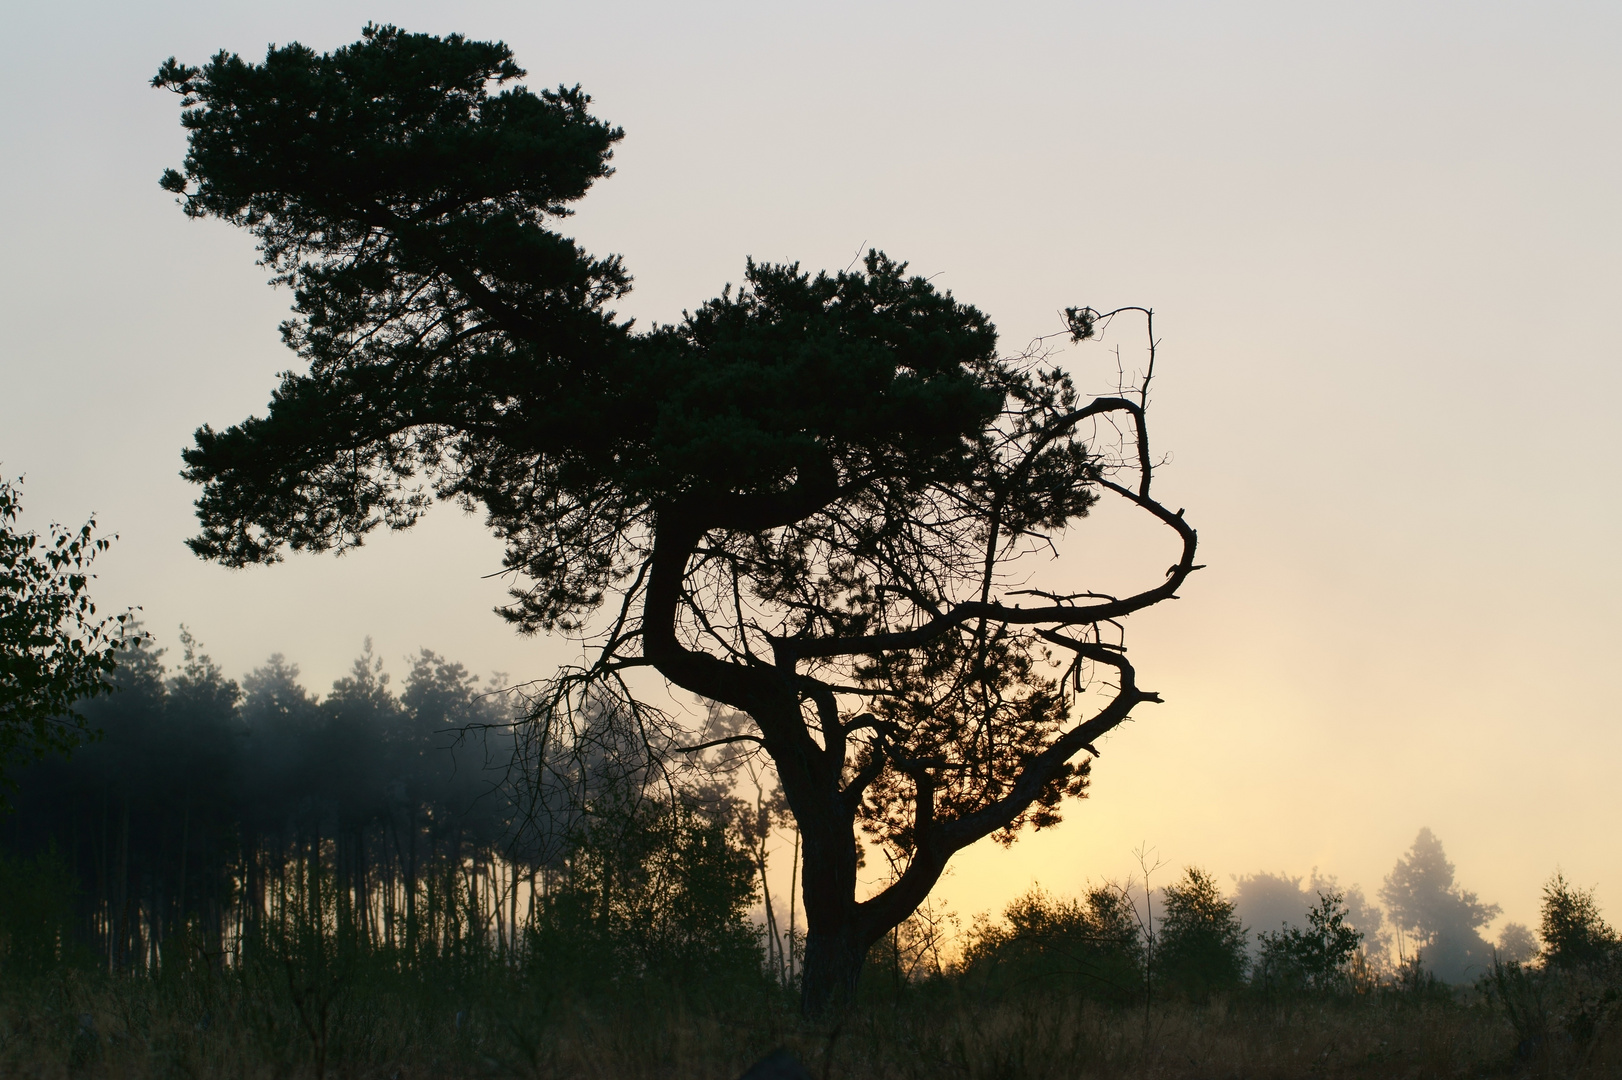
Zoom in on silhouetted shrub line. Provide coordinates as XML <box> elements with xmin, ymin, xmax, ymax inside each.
<box><xmin>3</xmin><ymin>865</ymin><xmax>1620</xmax><ymax>1076</ymax></box>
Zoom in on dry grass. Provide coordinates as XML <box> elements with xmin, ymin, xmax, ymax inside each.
<box><xmin>6</xmin><ymin>969</ymin><xmax>1622</xmax><ymax>1080</ymax></box>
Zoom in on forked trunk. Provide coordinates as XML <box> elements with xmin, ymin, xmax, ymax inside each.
<box><xmin>793</xmin><ymin>826</ymin><xmax>955</xmax><ymax>1016</ymax></box>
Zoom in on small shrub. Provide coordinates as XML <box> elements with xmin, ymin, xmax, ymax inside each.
<box><xmin>527</xmin><ymin>793</ymin><xmax>765</xmax><ymax>994</ymax></box>
<box><xmin>1540</xmin><ymin>871</ymin><xmax>1617</xmax><ymax>971</ymax></box>
<box><xmin>1157</xmin><ymin>867</ymin><xmax>1246</xmax><ymax>1000</ymax></box>
<box><xmin>1485</xmin><ymin>953</ymin><xmax>1549</xmax><ymax>1049</ymax></box>
<box><xmin>960</xmin><ymin>885</ymin><xmax>1143</xmax><ymax>1004</ymax></box>
<box><xmin>1253</xmin><ymin>890</ymin><xmax>1363</xmax><ymax>994</ymax></box>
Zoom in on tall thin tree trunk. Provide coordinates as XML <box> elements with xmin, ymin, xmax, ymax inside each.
<box><xmin>176</xmin><ymin>801</ymin><xmax>190</xmax><ymax>940</ymax></box>
<box><xmin>758</xmin><ymin>829</ymin><xmax>780</xmax><ymax>976</ymax></box>
<box><xmin>100</xmin><ymin>788</ymin><xmax>111</xmax><ymax>973</ymax></box>
<box><xmin>405</xmin><ymin>811</ymin><xmax>418</xmax><ymax>959</ymax></box>
<box><xmin>788</xmin><ymin>826</ymin><xmax>799</xmax><ymax>984</ymax></box>
<box><xmin>508</xmin><ymin>862</ymin><xmax>519</xmax><ymax>959</ymax></box>
<box><xmin>114</xmin><ymin>798</ymin><xmax>130</xmax><ymax>972</ymax></box>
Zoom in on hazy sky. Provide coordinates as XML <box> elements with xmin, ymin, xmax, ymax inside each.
<box><xmin>2</xmin><ymin>0</ymin><xmax>1618</xmax><ymax>936</ymax></box>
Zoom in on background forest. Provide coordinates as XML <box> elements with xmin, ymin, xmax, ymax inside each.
<box><xmin>2</xmin><ymin>628</ymin><xmax>1620</xmax><ymax>1078</ymax></box>
<box><xmin>1</xmin><ymin>626</ymin><xmax>767</xmax><ymax>988</ymax></box>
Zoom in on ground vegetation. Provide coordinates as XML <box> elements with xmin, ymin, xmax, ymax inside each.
<box><xmin>1</xmin><ymin>840</ymin><xmax>1617</xmax><ymax>1078</ymax></box>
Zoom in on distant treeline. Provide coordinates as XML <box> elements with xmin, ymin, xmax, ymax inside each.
<box><xmin>0</xmin><ymin>629</ymin><xmax>766</xmax><ymax>985</ymax></box>
<box><xmin>0</xmin><ymin>630</ymin><xmax>1613</xmax><ymax>1008</ymax></box>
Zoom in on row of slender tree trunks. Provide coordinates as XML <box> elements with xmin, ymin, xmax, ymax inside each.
<box><xmin>26</xmin><ymin>789</ymin><xmax>553</xmax><ymax>973</ymax></box>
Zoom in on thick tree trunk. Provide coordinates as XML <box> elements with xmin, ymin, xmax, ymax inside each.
<box><xmin>784</xmin><ymin>763</ymin><xmax>868</xmax><ymax>1016</ymax></box>
<box><xmin>800</xmin><ymin>925</ymin><xmax>868</xmax><ymax>1015</ymax></box>
<box><xmin>793</xmin><ymin>807</ymin><xmax>959</xmax><ymax>1015</ymax></box>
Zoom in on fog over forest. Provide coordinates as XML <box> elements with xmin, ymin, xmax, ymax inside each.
<box><xmin>2</xmin><ymin>623</ymin><xmax>1567</xmax><ymax>990</ymax></box>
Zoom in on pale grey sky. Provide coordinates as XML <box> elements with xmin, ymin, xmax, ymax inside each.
<box><xmin>2</xmin><ymin>0</ymin><xmax>1618</xmax><ymax>933</ymax></box>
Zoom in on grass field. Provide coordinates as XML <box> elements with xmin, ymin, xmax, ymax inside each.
<box><xmin>3</xmin><ymin>959</ymin><xmax>1618</xmax><ymax>1080</ymax></box>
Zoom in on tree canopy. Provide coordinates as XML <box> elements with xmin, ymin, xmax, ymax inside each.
<box><xmin>0</xmin><ymin>476</ymin><xmax>138</xmax><ymax>797</ymax></box>
<box><xmin>156</xmin><ymin>24</ymin><xmax>1200</xmax><ymax>1013</ymax></box>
